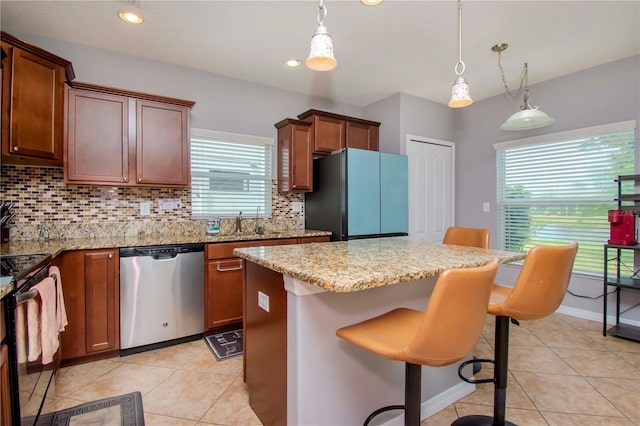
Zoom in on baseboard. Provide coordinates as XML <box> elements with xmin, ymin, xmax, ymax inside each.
<box><xmin>556</xmin><ymin>305</ymin><xmax>640</xmax><ymax>328</ymax></box>
<box><xmin>380</xmin><ymin>382</ymin><xmax>475</xmax><ymax>426</ymax></box>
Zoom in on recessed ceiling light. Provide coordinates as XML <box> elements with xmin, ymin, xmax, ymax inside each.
<box><xmin>284</xmin><ymin>59</ymin><xmax>302</xmax><ymax>68</ymax></box>
<box><xmin>118</xmin><ymin>10</ymin><xmax>144</xmax><ymax>24</ymax></box>
<box><xmin>360</xmin><ymin>0</ymin><xmax>383</xmax><ymax>5</ymax></box>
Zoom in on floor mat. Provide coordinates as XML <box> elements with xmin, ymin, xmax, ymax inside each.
<box><xmin>205</xmin><ymin>329</ymin><xmax>243</xmax><ymax>361</ymax></box>
<box><xmin>43</xmin><ymin>391</ymin><xmax>144</xmax><ymax>425</ymax></box>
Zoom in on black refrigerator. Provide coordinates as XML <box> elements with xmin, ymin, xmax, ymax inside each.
<box><xmin>305</xmin><ymin>148</ymin><xmax>409</xmax><ymax>241</ymax></box>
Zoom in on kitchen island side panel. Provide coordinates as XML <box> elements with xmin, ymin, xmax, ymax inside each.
<box><xmin>244</xmin><ymin>262</ymin><xmax>287</xmax><ymax>426</ymax></box>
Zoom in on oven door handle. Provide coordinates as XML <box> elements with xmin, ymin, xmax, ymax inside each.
<box><xmin>16</xmin><ymin>289</ymin><xmax>38</xmax><ymax>305</ymax></box>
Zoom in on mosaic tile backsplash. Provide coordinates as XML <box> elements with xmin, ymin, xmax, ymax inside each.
<box><xmin>1</xmin><ymin>165</ymin><xmax>304</xmax><ymax>241</ymax></box>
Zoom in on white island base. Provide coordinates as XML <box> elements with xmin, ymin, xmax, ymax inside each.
<box><xmin>244</xmin><ymin>262</ymin><xmax>476</xmax><ymax>426</ymax></box>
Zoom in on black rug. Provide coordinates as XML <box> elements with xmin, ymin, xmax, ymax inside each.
<box><xmin>39</xmin><ymin>391</ymin><xmax>144</xmax><ymax>425</ymax></box>
<box><xmin>205</xmin><ymin>329</ymin><xmax>243</xmax><ymax>361</ymax></box>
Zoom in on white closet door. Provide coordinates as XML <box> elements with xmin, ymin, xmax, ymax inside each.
<box><xmin>406</xmin><ymin>136</ymin><xmax>455</xmax><ymax>242</ymax></box>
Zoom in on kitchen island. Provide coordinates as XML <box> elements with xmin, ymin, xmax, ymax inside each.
<box><xmin>234</xmin><ymin>238</ymin><xmax>526</xmax><ymax>426</ymax></box>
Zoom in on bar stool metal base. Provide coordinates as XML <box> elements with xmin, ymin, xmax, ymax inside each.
<box><xmin>364</xmin><ymin>363</ymin><xmax>421</xmax><ymax>426</ymax></box>
<box><xmin>451</xmin><ymin>414</ymin><xmax>517</xmax><ymax>426</ymax></box>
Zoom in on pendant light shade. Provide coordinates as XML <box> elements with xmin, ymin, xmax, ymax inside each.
<box><xmin>500</xmin><ymin>105</ymin><xmax>555</xmax><ymax>130</ymax></box>
<box><xmin>493</xmin><ymin>43</ymin><xmax>554</xmax><ymax>131</ymax></box>
<box><xmin>448</xmin><ymin>0</ymin><xmax>473</xmax><ymax>108</ymax></box>
<box><xmin>306</xmin><ymin>0</ymin><xmax>337</xmax><ymax>72</ymax></box>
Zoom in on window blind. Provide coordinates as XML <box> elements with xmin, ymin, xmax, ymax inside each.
<box><xmin>496</xmin><ymin>122</ymin><xmax>636</xmax><ymax>275</ymax></box>
<box><xmin>191</xmin><ymin>129</ymin><xmax>273</xmax><ymax>218</ymax></box>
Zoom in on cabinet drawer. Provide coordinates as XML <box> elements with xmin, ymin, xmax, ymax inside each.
<box><xmin>207</xmin><ymin>238</ymin><xmax>298</xmax><ymax>260</ymax></box>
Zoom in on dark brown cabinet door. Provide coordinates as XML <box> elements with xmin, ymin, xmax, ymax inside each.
<box><xmin>84</xmin><ymin>250</ymin><xmax>119</xmax><ymax>354</ymax></box>
<box><xmin>346</xmin><ymin>120</ymin><xmax>379</xmax><ymax>151</ymax></box>
<box><xmin>312</xmin><ymin>114</ymin><xmax>345</xmax><ymax>153</ymax></box>
<box><xmin>206</xmin><ymin>258</ymin><xmax>244</xmax><ymax>329</ymax></box>
<box><xmin>1</xmin><ymin>42</ymin><xmax>65</xmax><ymax>165</ymax></box>
<box><xmin>55</xmin><ymin>249</ymin><xmax>119</xmax><ymax>361</ymax></box>
<box><xmin>276</xmin><ymin>119</ymin><xmax>312</xmax><ymax>192</ymax></box>
<box><xmin>0</xmin><ymin>345</ymin><xmax>11</xmax><ymax>426</ymax></box>
<box><xmin>55</xmin><ymin>251</ymin><xmax>86</xmax><ymax>360</ymax></box>
<box><xmin>136</xmin><ymin>100</ymin><xmax>190</xmax><ymax>186</ymax></box>
<box><xmin>65</xmin><ymin>89</ymin><xmax>130</xmax><ymax>184</ymax></box>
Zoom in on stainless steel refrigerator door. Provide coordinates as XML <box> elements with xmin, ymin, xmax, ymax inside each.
<box><xmin>120</xmin><ymin>251</ymin><xmax>204</xmax><ymax>349</ymax></box>
<box><xmin>346</xmin><ymin>148</ymin><xmax>381</xmax><ymax>237</ymax></box>
<box><xmin>380</xmin><ymin>152</ymin><xmax>409</xmax><ymax>234</ymax></box>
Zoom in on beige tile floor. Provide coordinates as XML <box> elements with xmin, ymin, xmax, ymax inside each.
<box><xmin>42</xmin><ymin>312</ymin><xmax>639</xmax><ymax>425</ymax></box>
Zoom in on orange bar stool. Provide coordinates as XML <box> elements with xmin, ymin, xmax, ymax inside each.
<box><xmin>443</xmin><ymin>226</ymin><xmax>490</xmax><ymax>374</ymax></box>
<box><xmin>453</xmin><ymin>243</ymin><xmax>578</xmax><ymax>426</ymax></box>
<box><xmin>336</xmin><ymin>259</ymin><xmax>500</xmax><ymax>426</ymax></box>
<box><xmin>443</xmin><ymin>226</ymin><xmax>490</xmax><ymax>249</ymax></box>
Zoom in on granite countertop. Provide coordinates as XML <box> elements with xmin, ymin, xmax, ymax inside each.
<box><xmin>0</xmin><ymin>229</ymin><xmax>330</xmax><ymax>299</ymax></box>
<box><xmin>0</xmin><ymin>229</ymin><xmax>331</xmax><ymax>257</ymax></box>
<box><xmin>234</xmin><ymin>237</ymin><xmax>527</xmax><ymax>292</ymax></box>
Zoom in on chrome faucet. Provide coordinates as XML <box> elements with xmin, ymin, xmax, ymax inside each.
<box><xmin>255</xmin><ymin>207</ymin><xmax>263</xmax><ymax>234</ymax></box>
<box><xmin>235</xmin><ymin>211</ymin><xmax>243</xmax><ymax>233</ymax></box>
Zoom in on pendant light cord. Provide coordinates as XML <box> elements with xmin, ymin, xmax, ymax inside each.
<box><xmin>496</xmin><ymin>49</ymin><xmax>528</xmax><ymax>101</ymax></box>
<box><xmin>317</xmin><ymin>0</ymin><xmax>327</xmax><ymax>25</ymax></box>
<box><xmin>454</xmin><ymin>0</ymin><xmax>465</xmax><ymax>76</ymax></box>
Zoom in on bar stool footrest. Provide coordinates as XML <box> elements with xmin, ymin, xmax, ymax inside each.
<box><xmin>458</xmin><ymin>358</ymin><xmax>495</xmax><ymax>384</ymax></box>
<box><xmin>364</xmin><ymin>405</ymin><xmax>405</xmax><ymax>426</ymax></box>
<box><xmin>451</xmin><ymin>414</ymin><xmax>518</xmax><ymax>425</ymax></box>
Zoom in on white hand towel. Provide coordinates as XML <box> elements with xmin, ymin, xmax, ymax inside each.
<box><xmin>33</xmin><ymin>277</ymin><xmax>59</xmax><ymax>365</ymax></box>
<box><xmin>26</xmin><ymin>296</ymin><xmax>41</xmax><ymax>362</ymax></box>
<box><xmin>48</xmin><ymin>266</ymin><xmax>68</xmax><ymax>332</ymax></box>
<box><xmin>15</xmin><ymin>303</ymin><xmax>27</xmax><ymax>363</ymax></box>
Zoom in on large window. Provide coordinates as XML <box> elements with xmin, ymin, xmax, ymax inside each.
<box><xmin>495</xmin><ymin>121</ymin><xmax>636</xmax><ymax>275</ymax></box>
<box><xmin>191</xmin><ymin>128</ymin><xmax>273</xmax><ymax>218</ymax></box>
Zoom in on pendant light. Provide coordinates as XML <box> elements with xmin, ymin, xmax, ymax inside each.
<box><xmin>306</xmin><ymin>0</ymin><xmax>337</xmax><ymax>72</ymax></box>
<box><xmin>492</xmin><ymin>43</ymin><xmax>554</xmax><ymax>131</ymax></box>
<box><xmin>448</xmin><ymin>0</ymin><xmax>473</xmax><ymax>108</ymax></box>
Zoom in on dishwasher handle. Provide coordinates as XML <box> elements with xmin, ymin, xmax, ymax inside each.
<box><xmin>152</xmin><ymin>253</ymin><xmax>178</xmax><ymax>260</ymax></box>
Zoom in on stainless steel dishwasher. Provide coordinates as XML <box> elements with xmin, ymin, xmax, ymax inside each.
<box><xmin>119</xmin><ymin>243</ymin><xmax>204</xmax><ymax>353</ymax></box>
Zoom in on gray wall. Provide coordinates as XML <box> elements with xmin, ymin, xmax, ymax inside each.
<box><xmin>364</xmin><ymin>92</ymin><xmax>454</xmax><ymax>154</ymax></box>
<box><xmin>454</xmin><ymin>55</ymin><xmax>640</xmax><ymax>323</ymax></box>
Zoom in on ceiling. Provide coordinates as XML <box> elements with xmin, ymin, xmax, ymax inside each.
<box><xmin>1</xmin><ymin>0</ymin><xmax>638</xmax><ymax>107</ymax></box>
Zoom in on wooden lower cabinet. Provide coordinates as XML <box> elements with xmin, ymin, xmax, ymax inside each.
<box><xmin>0</xmin><ymin>345</ymin><xmax>11</xmax><ymax>426</ymax></box>
<box><xmin>244</xmin><ymin>262</ymin><xmax>287</xmax><ymax>426</ymax></box>
<box><xmin>205</xmin><ymin>236</ymin><xmax>328</xmax><ymax>332</ymax></box>
<box><xmin>54</xmin><ymin>249</ymin><xmax>119</xmax><ymax>362</ymax></box>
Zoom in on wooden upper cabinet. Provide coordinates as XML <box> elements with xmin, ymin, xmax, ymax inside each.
<box><xmin>1</xmin><ymin>32</ymin><xmax>75</xmax><ymax>167</ymax></box>
<box><xmin>346</xmin><ymin>120</ymin><xmax>379</xmax><ymax>151</ymax></box>
<box><xmin>66</xmin><ymin>89</ymin><xmax>130</xmax><ymax>184</ymax></box>
<box><xmin>65</xmin><ymin>82</ymin><xmax>194</xmax><ymax>187</ymax></box>
<box><xmin>297</xmin><ymin>109</ymin><xmax>380</xmax><ymax>155</ymax></box>
<box><xmin>136</xmin><ymin>100</ymin><xmax>190</xmax><ymax>186</ymax></box>
<box><xmin>275</xmin><ymin>118</ymin><xmax>313</xmax><ymax>192</ymax></box>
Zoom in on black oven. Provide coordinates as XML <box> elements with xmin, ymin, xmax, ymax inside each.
<box><xmin>1</xmin><ymin>254</ymin><xmax>57</xmax><ymax>425</ymax></box>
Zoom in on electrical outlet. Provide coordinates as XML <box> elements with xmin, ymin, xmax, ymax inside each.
<box><xmin>158</xmin><ymin>198</ymin><xmax>182</xmax><ymax>210</ymax></box>
<box><xmin>140</xmin><ymin>202</ymin><xmax>150</xmax><ymax>216</ymax></box>
<box><xmin>292</xmin><ymin>201</ymin><xmax>303</xmax><ymax>212</ymax></box>
<box><xmin>483</xmin><ymin>202</ymin><xmax>490</xmax><ymax>213</ymax></box>
<box><xmin>258</xmin><ymin>291</ymin><xmax>270</xmax><ymax>312</ymax></box>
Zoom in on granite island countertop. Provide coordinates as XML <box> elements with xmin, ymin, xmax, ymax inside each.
<box><xmin>0</xmin><ymin>229</ymin><xmax>331</xmax><ymax>257</ymax></box>
<box><xmin>234</xmin><ymin>237</ymin><xmax>526</xmax><ymax>292</ymax></box>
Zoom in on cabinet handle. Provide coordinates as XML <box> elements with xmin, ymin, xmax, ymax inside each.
<box><xmin>123</xmin><ymin>177</ymin><xmax>128</xmax><ymax>182</ymax></box>
<box><xmin>137</xmin><ymin>178</ymin><xmax>143</xmax><ymax>183</ymax></box>
<box><xmin>108</xmin><ymin>253</ymin><xmax>113</xmax><ymax>259</ymax></box>
<box><xmin>13</xmin><ymin>147</ymin><xmax>18</xmax><ymax>152</ymax></box>
<box><xmin>216</xmin><ymin>259</ymin><xmax>244</xmax><ymax>272</ymax></box>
